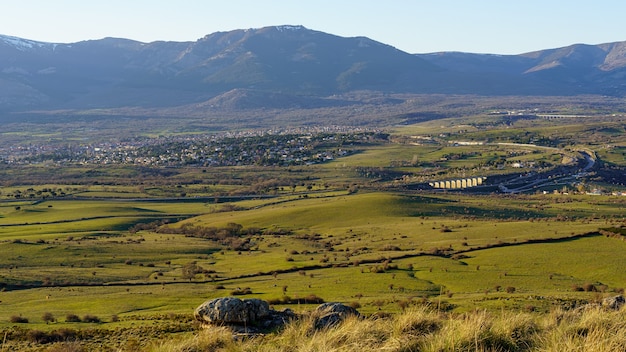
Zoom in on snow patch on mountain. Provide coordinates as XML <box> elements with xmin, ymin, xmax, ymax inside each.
<box><xmin>0</xmin><ymin>35</ymin><xmax>54</xmax><ymax>51</ymax></box>
<box><xmin>275</xmin><ymin>25</ymin><xmax>306</xmax><ymax>32</ymax></box>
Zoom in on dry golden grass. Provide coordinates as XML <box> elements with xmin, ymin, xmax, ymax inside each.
<box><xmin>147</xmin><ymin>327</ymin><xmax>235</xmax><ymax>352</ymax></box>
<box><xmin>145</xmin><ymin>305</ymin><xmax>625</xmax><ymax>352</ymax></box>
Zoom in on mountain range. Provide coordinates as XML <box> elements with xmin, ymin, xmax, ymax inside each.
<box><xmin>1</xmin><ymin>25</ymin><xmax>625</xmax><ymax>112</ymax></box>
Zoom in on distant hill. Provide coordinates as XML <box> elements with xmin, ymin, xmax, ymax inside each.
<box><xmin>1</xmin><ymin>26</ymin><xmax>625</xmax><ymax>113</ymax></box>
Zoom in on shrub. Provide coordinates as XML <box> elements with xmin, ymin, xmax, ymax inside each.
<box><xmin>82</xmin><ymin>314</ymin><xmax>101</xmax><ymax>323</ymax></box>
<box><xmin>27</xmin><ymin>329</ymin><xmax>48</xmax><ymax>343</ymax></box>
<box><xmin>267</xmin><ymin>294</ymin><xmax>324</xmax><ymax>305</ymax></box>
<box><xmin>381</xmin><ymin>244</ymin><xmax>401</xmax><ymax>251</ymax></box>
<box><xmin>42</xmin><ymin>312</ymin><xmax>55</xmax><ymax>324</ymax></box>
<box><xmin>10</xmin><ymin>315</ymin><xmax>29</xmax><ymax>323</ymax></box>
<box><xmin>51</xmin><ymin>328</ymin><xmax>78</xmax><ymax>342</ymax></box>
<box><xmin>300</xmin><ymin>294</ymin><xmax>324</xmax><ymax>304</ymax></box>
<box><xmin>582</xmin><ymin>283</ymin><xmax>597</xmax><ymax>292</ymax></box>
<box><xmin>505</xmin><ymin>286</ymin><xmax>516</xmax><ymax>294</ymax></box>
<box><xmin>66</xmin><ymin>314</ymin><xmax>81</xmax><ymax>322</ymax></box>
<box><xmin>231</xmin><ymin>287</ymin><xmax>252</xmax><ymax>295</ymax></box>
<box><xmin>25</xmin><ymin>328</ymin><xmax>79</xmax><ymax>345</ymax></box>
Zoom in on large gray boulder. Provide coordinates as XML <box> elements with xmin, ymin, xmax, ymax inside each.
<box><xmin>194</xmin><ymin>297</ymin><xmax>270</xmax><ymax>325</ymax></box>
<box><xmin>313</xmin><ymin>302</ymin><xmax>361</xmax><ymax>330</ymax></box>
<box><xmin>194</xmin><ymin>297</ymin><xmax>296</xmax><ymax>334</ymax></box>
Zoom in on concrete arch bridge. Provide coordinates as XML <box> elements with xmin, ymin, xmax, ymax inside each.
<box><xmin>429</xmin><ymin>177</ymin><xmax>486</xmax><ymax>189</ymax></box>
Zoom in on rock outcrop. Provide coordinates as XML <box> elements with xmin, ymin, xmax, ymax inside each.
<box><xmin>194</xmin><ymin>297</ymin><xmax>360</xmax><ymax>334</ymax></box>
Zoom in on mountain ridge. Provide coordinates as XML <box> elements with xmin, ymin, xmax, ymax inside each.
<box><xmin>1</xmin><ymin>26</ymin><xmax>625</xmax><ymax>113</ymax></box>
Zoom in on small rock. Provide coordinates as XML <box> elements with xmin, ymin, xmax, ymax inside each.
<box><xmin>313</xmin><ymin>302</ymin><xmax>361</xmax><ymax>329</ymax></box>
<box><xmin>601</xmin><ymin>295</ymin><xmax>625</xmax><ymax>310</ymax></box>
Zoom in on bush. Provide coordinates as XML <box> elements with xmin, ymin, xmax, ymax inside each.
<box><xmin>42</xmin><ymin>312</ymin><xmax>55</xmax><ymax>324</ymax></box>
<box><xmin>267</xmin><ymin>294</ymin><xmax>325</xmax><ymax>305</ymax></box>
<box><xmin>10</xmin><ymin>315</ymin><xmax>29</xmax><ymax>323</ymax></box>
<box><xmin>82</xmin><ymin>314</ymin><xmax>101</xmax><ymax>323</ymax></box>
<box><xmin>231</xmin><ymin>287</ymin><xmax>252</xmax><ymax>295</ymax></box>
<box><xmin>505</xmin><ymin>286</ymin><xmax>516</xmax><ymax>294</ymax></box>
<box><xmin>381</xmin><ymin>244</ymin><xmax>401</xmax><ymax>251</ymax></box>
<box><xmin>27</xmin><ymin>329</ymin><xmax>48</xmax><ymax>343</ymax></box>
<box><xmin>65</xmin><ymin>314</ymin><xmax>81</xmax><ymax>322</ymax></box>
<box><xmin>26</xmin><ymin>328</ymin><xmax>79</xmax><ymax>344</ymax></box>
<box><xmin>53</xmin><ymin>329</ymin><xmax>78</xmax><ymax>343</ymax></box>
<box><xmin>582</xmin><ymin>283</ymin><xmax>597</xmax><ymax>292</ymax></box>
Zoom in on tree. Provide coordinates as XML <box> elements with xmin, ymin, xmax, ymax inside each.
<box><xmin>182</xmin><ymin>262</ymin><xmax>202</xmax><ymax>281</ymax></box>
<box><xmin>42</xmin><ymin>312</ymin><xmax>55</xmax><ymax>324</ymax></box>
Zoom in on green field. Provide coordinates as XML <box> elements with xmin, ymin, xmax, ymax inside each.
<box><xmin>1</xmin><ymin>191</ymin><xmax>623</xmax><ymax>321</ymax></box>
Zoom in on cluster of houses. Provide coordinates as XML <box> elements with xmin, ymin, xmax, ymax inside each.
<box><xmin>0</xmin><ymin>129</ymin><xmax>376</xmax><ymax>167</ymax></box>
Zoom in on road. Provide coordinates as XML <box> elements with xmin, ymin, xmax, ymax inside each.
<box><xmin>497</xmin><ymin>147</ymin><xmax>595</xmax><ymax>194</ymax></box>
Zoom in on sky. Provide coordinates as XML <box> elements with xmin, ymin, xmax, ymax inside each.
<box><xmin>1</xmin><ymin>0</ymin><xmax>625</xmax><ymax>55</ymax></box>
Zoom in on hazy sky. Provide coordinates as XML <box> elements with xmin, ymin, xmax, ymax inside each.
<box><xmin>1</xmin><ymin>0</ymin><xmax>624</xmax><ymax>54</ymax></box>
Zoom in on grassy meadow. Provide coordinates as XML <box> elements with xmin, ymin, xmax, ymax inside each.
<box><xmin>1</xmin><ymin>191</ymin><xmax>623</xmax><ymax>318</ymax></box>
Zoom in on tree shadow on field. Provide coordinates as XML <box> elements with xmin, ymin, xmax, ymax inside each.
<box><xmin>397</xmin><ymin>195</ymin><xmax>544</xmax><ymax>219</ymax></box>
<box><xmin>107</xmin><ymin>216</ymin><xmax>191</xmax><ymax>231</ymax></box>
